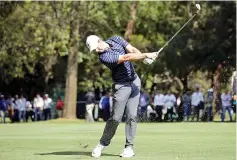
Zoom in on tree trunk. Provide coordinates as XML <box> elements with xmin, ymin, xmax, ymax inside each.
<box><xmin>213</xmin><ymin>63</ymin><xmax>222</xmax><ymax>114</ymax></box>
<box><xmin>181</xmin><ymin>76</ymin><xmax>188</xmax><ymax>91</ymax></box>
<box><xmin>124</xmin><ymin>1</ymin><xmax>138</xmax><ymax>41</ymax></box>
<box><xmin>43</xmin><ymin>54</ymin><xmax>58</xmax><ymax>91</ymax></box>
<box><xmin>63</xmin><ymin>2</ymin><xmax>79</xmax><ymax>119</ymax></box>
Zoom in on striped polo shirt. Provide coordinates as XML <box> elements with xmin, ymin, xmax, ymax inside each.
<box><xmin>99</xmin><ymin>36</ymin><xmax>137</xmax><ymax>84</ymax></box>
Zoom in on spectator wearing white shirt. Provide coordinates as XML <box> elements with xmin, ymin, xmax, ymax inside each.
<box><xmin>191</xmin><ymin>86</ymin><xmax>204</xmax><ymax>121</ymax></box>
<box><xmin>14</xmin><ymin>95</ymin><xmax>21</xmax><ymax>122</ymax></box>
<box><xmin>33</xmin><ymin>93</ymin><xmax>44</xmax><ymax>121</ymax></box>
<box><xmin>26</xmin><ymin>100</ymin><xmax>34</xmax><ymax>122</ymax></box>
<box><xmin>18</xmin><ymin>95</ymin><xmax>27</xmax><ymax>122</ymax></box>
<box><xmin>221</xmin><ymin>90</ymin><xmax>233</xmax><ymax>122</ymax></box>
<box><xmin>154</xmin><ymin>90</ymin><xmax>165</xmax><ymax>122</ymax></box>
<box><xmin>43</xmin><ymin>94</ymin><xmax>53</xmax><ymax>121</ymax></box>
<box><xmin>164</xmin><ymin>91</ymin><xmax>176</xmax><ymax>121</ymax></box>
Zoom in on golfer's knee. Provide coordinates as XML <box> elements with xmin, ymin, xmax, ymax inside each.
<box><xmin>126</xmin><ymin>114</ymin><xmax>137</xmax><ymax>123</ymax></box>
<box><xmin>110</xmin><ymin>115</ymin><xmax>122</xmax><ymax>124</ymax></box>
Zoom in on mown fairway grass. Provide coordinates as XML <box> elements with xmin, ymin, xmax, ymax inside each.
<box><xmin>0</xmin><ymin>119</ymin><xmax>235</xmax><ymax>160</ymax></box>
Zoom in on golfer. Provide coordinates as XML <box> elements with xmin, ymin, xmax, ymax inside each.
<box><xmin>86</xmin><ymin>35</ymin><xmax>157</xmax><ymax>158</ymax></box>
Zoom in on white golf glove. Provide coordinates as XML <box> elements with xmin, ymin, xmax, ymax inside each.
<box><xmin>143</xmin><ymin>58</ymin><xmax>154</xmax><ymax>64</ymax></box>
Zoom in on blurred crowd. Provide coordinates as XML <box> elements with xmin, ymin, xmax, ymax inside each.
<box><xmin>84</xmin><ymin>86</ymin><xmax>236</xmax><ymax>123</ymax></box>
<box><xmin>137</xmin><ymin>87</ymin><xmax>236</xmax><ymax>122</ymax></box>
<box><xmin>0</xmin><ymin>93</ymin><xmax>64</xmax><ymax>123</ymax></box>
<box><xmin>0</xmin><ymin>85</ymin><xmax>236</xmax><ymax>123</ymax></box>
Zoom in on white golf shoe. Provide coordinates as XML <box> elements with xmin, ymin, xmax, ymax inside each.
<box><xmin>91</xmin><ymin>143</ymin><xmax>105</xmax><ymax>158</ymax></box>
<box><xmin>120</xmin><ymin>147</ymin><xmax>135</xmax><ymax>158</ymax></box>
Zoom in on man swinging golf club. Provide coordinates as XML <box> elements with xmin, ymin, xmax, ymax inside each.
<box><xmin>86</xmin><ymin>35</ymin><xmax>157</xmax><ymax>158</ymax></box>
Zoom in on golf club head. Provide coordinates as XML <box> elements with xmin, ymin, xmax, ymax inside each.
<box><xmin>195</xmin><ymin>4</ymin><xmax>201</xmax><ymax>13</ymax></box>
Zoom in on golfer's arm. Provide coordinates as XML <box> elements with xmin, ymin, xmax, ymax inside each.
<box><xmin>117</xmin><ymin>53</ymin><xmax>148</xmax><ymax>64</ymax></box>
<box><xmin>125</xmin><ymin>44</ymin><xmax>142</xmax><ymax>54</ymax></box>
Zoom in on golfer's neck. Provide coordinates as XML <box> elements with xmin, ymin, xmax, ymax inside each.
<box><xmin>104</xmin><ymin>42</ymin><xmax>110</xmax><ymax>50</ymax></box>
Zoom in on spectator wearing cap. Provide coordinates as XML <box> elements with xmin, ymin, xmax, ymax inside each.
<box><xmin>0</xmin><ymin>95</ymin><xmax>7</xmax><ymax>123</ymax></box>
<box><xmin>33</xmin><ymin>93</ymin><xmax>44</xmax><ymax>121</ymax></box>
<box><xmin>191</xmin><ymin>85</ymin><xmax>204</xmax><ymax>121</ymax></box>
<box><xmin>204</xmin><ymin>88</ymin><xmax>214</xmax><ymax>122</ymax></box>
<box><xmin>43</xmin><ymin>94</ymin><xmax>53</xmax><ymax>120</ymax></box>
<box><xmin>221</xmin><ymin>90</ymin><xmax>233</xmax><ymax>122</ymax></box>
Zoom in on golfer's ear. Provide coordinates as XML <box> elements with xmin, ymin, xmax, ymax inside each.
<box><xmin>125</xmin><ymin>44</ymin><xmax>134</xmax><ymax>53</ymax></box>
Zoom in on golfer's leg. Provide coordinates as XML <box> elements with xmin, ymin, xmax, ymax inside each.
<box><xmin>125</xmin><ymin>79</ymin><xmax>141</xmax><ymax>148</ymax></box>
<box><xmin>125</xmin><ymin>91</ymin><xmax>140</xmax><ymax>147</ymax></box>
<box><xmin>100</xmin><ymin>85</ymin><xmax>131</xmax><ymax>146</ymax></box>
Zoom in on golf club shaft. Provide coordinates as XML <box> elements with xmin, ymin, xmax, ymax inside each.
<box><xmin>156</xmin><ymin>12</ymin><xmax>198</xmax><ymax>56</ymax></box>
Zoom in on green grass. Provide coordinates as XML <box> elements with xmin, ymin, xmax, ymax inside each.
<box><xmin>0</xmin><ymin>120</ymin><xmax>235</xmax><ymax>160</ymax></box>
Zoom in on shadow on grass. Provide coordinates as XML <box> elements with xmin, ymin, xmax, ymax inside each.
<box><xmin>36</xmin><ymin>151</ymin><xmax>118</xmax><ymax>157</ymax></box>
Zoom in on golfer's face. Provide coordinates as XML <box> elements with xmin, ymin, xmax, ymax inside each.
<box><xmin>95</xmin><ymin>39</ymin><xmax>105</xmax><ymax>53</ymax></box>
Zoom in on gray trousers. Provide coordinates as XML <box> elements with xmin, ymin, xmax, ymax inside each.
<box><xmin>100</xmin><ymin>76</ymin><xmax>141</xmax><ymax>148</ymax></box>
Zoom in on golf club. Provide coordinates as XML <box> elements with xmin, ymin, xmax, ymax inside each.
<box><xmin>144</xmin><ymin>4</ymin><xmax>201</xmax><ymax>64</ymax></box>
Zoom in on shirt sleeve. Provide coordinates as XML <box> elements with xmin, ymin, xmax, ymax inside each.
<box><xmin>112</xmin><ymin>36</ymin><xmax>129</xmax><ymax>48</ymax></box>
<box><xmin>100</xmin><ymin>52</ymin><xmax>119</xmax><ymax>67</ymax></box>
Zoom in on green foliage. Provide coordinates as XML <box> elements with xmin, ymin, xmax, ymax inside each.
<box><xmin>0</xmin><ymin>1</ymin><xmax>235</xmax><ymax>93</ymax></box>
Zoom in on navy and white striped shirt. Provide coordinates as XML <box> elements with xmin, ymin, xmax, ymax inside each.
<box><xmin>99</xmin><ymin>36</ymin><xmax>137</xmax><ymax>84</ymax></box>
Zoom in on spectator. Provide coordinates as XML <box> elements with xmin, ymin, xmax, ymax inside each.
<box><xmin>139</xmin><ymin>90</ymin><xmax>150</xmax><ymax>122</ymax></box>
<box><xmin>221</xmin><ymin>90</ymin><xmax>233</xmax><ymax>122</ymax></box>
<box><xmin>56</xmin><ymin>97</ymin><xmax>64</xmax><ymax>118</ymax></box>
<box><xmin>182</xmin><ymin>91</ymin><xmax>191</xmax><ymax>121</ymax></box>
<box><xmin>6</xmin><ymin>96</ymin><xmax>14</xmax><ymax>122</ymax></box>
<box><xmin>0</xmin><ymin>95</ymin><xmax>7</xmax><ymax>123</ymax></box>
<box><xmin>214</xmin><ymin>92</ymin><xmax>222</xmax><ymax>118</ymax></box>
<box><xmin>204</xmin><ymin>88</ymin><xmax>214</xmax><ymax>122</ymax></box>
<box><xmin>231</xmin><ymin>94</ymin><xmax>236</xmax><ymax>121</ymax></box>
<box><xmin>19</xmin><ymin>95</ymin><xmax>27</xmax><ymax>122</ymax></box>
<box><xmin>154</xmin><ymin>90</ymin><xmax>165</xmax><ymax>122</ymax></box>
<box><xmin>26</xmin><ymin>100</ymin><xmax>34</xmax><ymax>122</ymax></box>
<box><xmin>191</xmin><ymin>85</ymin><xmax>204</xmax><ymax>121</ymax></box>
<box><xmin>99</xmin><ymin>91</ymin><xmax>112</xmax><ymax>121</ymax></box>
<box><xmin>33</xmin><ymin>93</ymin><xmax>44</xmax><ymax>121</ymax></box>
<box><xmin>176</xmin><ymin>94</ymin><xmax>183</xmax><ymax>121</ymax></box>
<box><xmin>84</xmin><ymin>89</ymin><xmax>96</xmax><ymax>122</ymax></box>
<box><xmin>14</xmin><ymin>95</ymin><xmax>21</xmax><ymax>122</ymax></box>
<box><xmin>43</xmin><ymin>94</ymin><xmax>52</xmax><ymax>120</ymax></box>
<box><xmin>164</xmin><ymin>91</ymin><xmax>176</xmax><ymax>121</ymax></box>
<box><xmin>147</xmin><ymin>104</ymin><xmax>156</xmax><ymax>121</ymax></box>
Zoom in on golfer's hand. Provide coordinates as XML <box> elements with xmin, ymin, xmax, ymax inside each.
<box><xmin>143</xmin><ymin>58</ymin><xmax>153</xmax><ymax>64</ymax></box>
<box><xmin>145</xmin><ymin>52</ymin><xmax>158</xmax><ymax>60</ymax></box>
